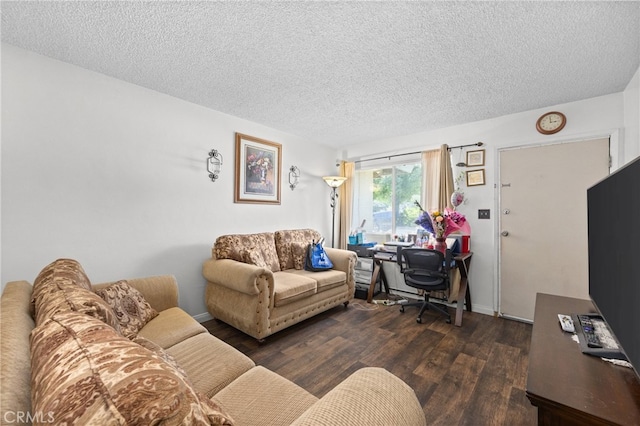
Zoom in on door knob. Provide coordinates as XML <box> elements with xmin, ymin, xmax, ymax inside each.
<box><xmin>501</xmin><ymin>231</ymin><xmax>509</xmax><ymax>237</ymax></box>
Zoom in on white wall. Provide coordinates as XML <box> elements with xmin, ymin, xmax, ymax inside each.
<box><xmin>1</xmin><ymin>44</ymin><xmax>339</xmax><ymax>320</ymax></box>
<box><xmin>343</xmin><ymin>85</ymin><xmax>638</xmax><ymax>317</ymax></box>
<box><xmin>3</xmin><ymin>42</ymin><xmax>638</xmax><ymax>322</ymax></box>
<box><xmin>624</xmin><ymin>67</ymin><xmax>640</xmax><ymax>161</ymax></box>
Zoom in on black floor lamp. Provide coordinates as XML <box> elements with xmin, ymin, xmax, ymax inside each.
<box><xmin>322</xmin><ymin>176</ymin><xmax>347</xmax><ymax>248</ymax></box>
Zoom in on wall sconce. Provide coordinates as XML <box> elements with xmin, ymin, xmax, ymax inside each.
<box><xmin>322</xmin><ymin>176</ymin><xmax>348</xmax><ymax>247</ymax></box>
<box><xmin>289</xmin><ymin>166</ymin><xmax>300</xmax><ymax>190</ymax></box>
<box><xmin>207</xmin><ymin>149</ymin><xmax>223</xmax><ymax>182</ymax></box>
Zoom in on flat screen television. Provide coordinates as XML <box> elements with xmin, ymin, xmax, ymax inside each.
<box><xmin>586</xmin><ymin>154</ymin><xmax>640</xmax><ymax>378</ymax></box>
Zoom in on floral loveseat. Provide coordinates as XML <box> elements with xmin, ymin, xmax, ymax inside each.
<box><xmin>0</xmin><ymin>258</ymin><xmax>427</xmax><ymax>425</ymax></box>
<box><xmin>202</xmin><ymin>229</ymin><xmax>357</xmax><ymax>341</ymax></box>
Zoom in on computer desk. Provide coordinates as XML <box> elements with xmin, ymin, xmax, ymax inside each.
<box><xmin>366</xmin><ymin>250</ymin><xmax>473</xmax><ymax>327</ymax></box>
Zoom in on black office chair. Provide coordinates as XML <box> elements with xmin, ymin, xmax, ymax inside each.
<box><xmin>399</xmin><ymin>248</ymin><xmax>452</xmax><ymax>324</ymax></box>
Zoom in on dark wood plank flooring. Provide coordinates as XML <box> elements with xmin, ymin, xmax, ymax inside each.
<box><xmin>202</xmin><ymin>298</ymin><xmax>537</xmax><ymax>425</ymax></box>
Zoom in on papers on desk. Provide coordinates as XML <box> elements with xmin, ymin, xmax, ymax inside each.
<box><xmin>446</xmin><ymin>238</ymin><xmax>458</xmax><ymax>250</ymax></box>
<box><xmin>383</xmin><ymin>241</ymin><xmax>415</xmax><ymax>248</ymax></box>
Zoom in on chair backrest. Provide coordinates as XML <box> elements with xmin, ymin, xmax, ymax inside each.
<box><xmin>401</xmin><ymin>248</ymin><xmax>449</xmax><ymax>290</ymax></box>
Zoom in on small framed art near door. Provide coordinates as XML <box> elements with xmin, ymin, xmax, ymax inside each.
<box><xmin>234</xmin><ymin>133</ymin><xmax>282</xmax><ymax>204</ymax></box>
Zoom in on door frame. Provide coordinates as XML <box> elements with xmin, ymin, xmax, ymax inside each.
<box><xmin>494</xmin><ymin>129</ymin><xmax>621</xmax><ymax>319</ymax></box>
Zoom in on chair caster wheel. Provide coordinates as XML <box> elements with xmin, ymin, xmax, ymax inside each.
<box><xmin>416</xmin><ymin>317</ymin><xmax>422</xmax><ymax>324</ymax></box>
<box><xmin>446</xmin><ymin>319</ymin><xmax>451</xmax><ymax>324</ymax></box>
<box><xmin>400</xmin><ymin>306</ymin><xmax>405</xmax><ymax>313</ymax></box>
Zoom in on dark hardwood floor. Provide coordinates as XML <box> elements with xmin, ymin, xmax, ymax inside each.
<box><xmin>202</xmin><ymin>298</ymin><xmax>537</xmax><ymax>425</ymax></box>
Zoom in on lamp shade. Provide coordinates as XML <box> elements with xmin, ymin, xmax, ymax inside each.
<box><xmin>322</xmin><ymin>176</ymin><xmax>347</xmax><ymax>188</ymax></box>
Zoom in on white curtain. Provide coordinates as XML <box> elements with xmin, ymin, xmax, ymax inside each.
<box><xmin>421</xmin><ymin>144</ymin><xmax>454</xmax><ymax>212</ymax></box>
<box><xmin>338</xmin><ymin>161</ymin><xmax>355</xmax><ymax>250</ymax></box>
<box><xmin>421</xmin><ymin>144</ymin><xmax>459</xmax><ymax>302</ymax></box>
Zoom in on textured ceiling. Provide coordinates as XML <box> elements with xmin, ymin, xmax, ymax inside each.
<box><xmin>2</xmin><ymin>1</ymin><xmax>639</xmax><ymax>148</ymax></box>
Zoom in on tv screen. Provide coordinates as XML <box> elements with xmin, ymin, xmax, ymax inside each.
<box><xmin>587</xmin><ymin>155</ymin><xmax>640</xmax><ymax>378</ymax></box>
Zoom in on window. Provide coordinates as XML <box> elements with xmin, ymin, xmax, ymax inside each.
<box><xmin>351</xmin><ymin>161</ymin><xmax>422</xmax><ymax>240</ymax></box>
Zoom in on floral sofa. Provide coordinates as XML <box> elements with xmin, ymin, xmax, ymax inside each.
<box><xmin>202</xmin><ymin>229</ymin><xmax>357</xmax><ymax>341</ymax></box>
<box><xmin>0</xmin><ymin>258</ymin><xmax>427</xmax><ymax>425</ymax></box>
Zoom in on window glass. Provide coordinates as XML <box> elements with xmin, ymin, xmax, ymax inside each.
<box><xmin>352</xmin><ymin>161</ymin><xmax>422</xmax><ymax>241</ymax></box>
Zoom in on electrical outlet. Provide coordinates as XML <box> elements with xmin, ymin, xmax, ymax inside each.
<box><xmin>478</xmin><ymin>209</ymin><xmax>490</xmax><ymax>219</ymax></box>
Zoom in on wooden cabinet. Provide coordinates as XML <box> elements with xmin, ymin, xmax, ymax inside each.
<box><xmin>527</xmin><ymin>293</ymin><xmax>640</xmax><ymax>425</ymax></box>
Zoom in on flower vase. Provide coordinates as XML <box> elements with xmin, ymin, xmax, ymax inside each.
<box><xmin>434</xmin><ymin>237</ymin><xmax>447</xmax><ymax>254</ymax></box>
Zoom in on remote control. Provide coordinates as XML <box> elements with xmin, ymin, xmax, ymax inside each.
<box><xmin>558</xmin><ymin>314</ymin><xmax>575</xmax><ymax>333</ymax></box>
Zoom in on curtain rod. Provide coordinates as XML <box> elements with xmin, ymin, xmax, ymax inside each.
<box><xmin>353</xmin><ymin>142</ymin><xmax>484</xmax><ymax>164</ymax></box>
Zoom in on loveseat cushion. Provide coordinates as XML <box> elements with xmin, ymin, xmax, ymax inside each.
<box><xmin>214</xmin><ymin>232</ymin><xmax>281</xmax><ymax>272</ymax></box>
<box><xmin>282</xmin><ymin>269</ymin><xmax>347</xmax><ymax>292</ymax></box>
<box><xmin>274</xmin><ymin>229</ymin><xmax>322</xmax><ymax>271</ymax></box>
<box><xmin>272</xmin><ymin>272</ymin><xmax>317</xmax><ymax>307</ymax></box>
<box><xmin>30</xmin><ymin>311</ymin><xmax>234</xmax><ymax>425</ymax></box>
<box><xmin>95</xmin><ymin>280</ymin><xmax>159</xmax><ymax>339</ymax></box>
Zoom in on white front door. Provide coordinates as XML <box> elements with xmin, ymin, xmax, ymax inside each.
<box><xmin>499</xmin><ymin>138</ymin><xmax>610</xmax><ymax>321</ymax></box>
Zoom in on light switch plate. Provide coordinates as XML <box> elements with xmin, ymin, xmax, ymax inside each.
<box><xmin>478</xmin><ymin>209</ymin><xmax>490</xmax><ymax>219</ymax></box>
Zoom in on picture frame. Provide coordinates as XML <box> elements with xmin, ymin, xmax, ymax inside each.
<box><xmin>466</xmin><ymin>149</ymin><xmax>485</xmax><ymax>167</ymax></box>
<box><xmin>234</xmin><ymin>133</ymin><xmax>282</xmax><ymax>204</ymax></box>
<box><xmin>466</xmin><ymin>169</ymin><xmax>485</xmax><ymax>186</ymax></box>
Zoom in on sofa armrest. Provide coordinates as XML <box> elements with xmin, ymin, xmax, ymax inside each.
<box><xmin>202</xmin><ymin>258</ymin><xmax>274</xmax><ymax>296</ymax></box>
<box><xmin>93</xmin><ymin>275</ymin><xmax>179</xmax><ymax>312</ymax></box>
<box><xmin>324</xmin><ymin>247</ymin><xmax>356</xmax><ymax>273</ymax></box>
<box><xmin>291</xmin><ymin>367</ymin><xmax>426</xmax><ymax>426</ymax></box>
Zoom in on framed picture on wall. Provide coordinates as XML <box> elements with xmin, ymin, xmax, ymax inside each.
<box><xmin>466</xmin><ymin>149</ymin><xmax>485</xmax><ymax>167</ymax></box>
<box><xmin>234</xmin><ymin>133</ymin><xmax>282</xmax><ymax>204</ymax></box>
<box><xmin>466</xmin><ymin>169</ymin><xmax>485</xmax><ymax>186</ymax></box>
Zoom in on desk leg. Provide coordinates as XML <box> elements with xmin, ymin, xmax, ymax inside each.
<box><xmin>454</xmin><ymin>256</ymin><xmax>472</xmax><ymax>327</ymax></box>
<box><xmin>379</xmin><ymin>265</ymin><xmax>390</xmax><ymax>296</ymax></box>
<box><xmin>455</xmin><ymin>277</ymin><xmax>468</xmax><ymax>326</ymax></box>
<box><xmin>367</xmin><ymin>261</ymin><xmax>382</xmax><ymax>303</ymax></box>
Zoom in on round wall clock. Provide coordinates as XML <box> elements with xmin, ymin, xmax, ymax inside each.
<box><xmin>536</xmin><ymin>111</ymin><xmax>566</xmax><ymax>135</ymax></box>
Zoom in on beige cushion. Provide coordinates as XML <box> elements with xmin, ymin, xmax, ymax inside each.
<box><xmin>273</xmin><ymin>272</ymin><xmax>317</xmax><ymax>306</ymax></box>
<box><xmin>291</xmin><ymin>367</ymin><xmax>427</xmax><ymax>426</ymax></box>
<box><xmin>137</xmin><ymin>307</ymin><xmax>207</xmax><ymax>349</ymax></box>
<box><xmin>95</xmin><ymin>280</ymin><xmax>158</xmax><ymax>339</ymax></box>
<box><xmin>1</xmin><ymin>281</ymin><xmax>35</xmax><ymax>421</ymax></box>
<box><xmin>283</xmin><ymin>269</ymin><xmax>347</xmax><ymax>292</ymax></box>
<box><xmin>30</xmin><ymin>311</ymin><xmax>234</xmax><ymax>425</ymax></box>
<box><xmin>214</xmin><ymin>366</ymin><xmax>318</xmax><ymax>426</ymax></box>
<box><xmin>167</xmin><ymin>333</ymin><xmax>255</xmax><ymax>398</ymax></box>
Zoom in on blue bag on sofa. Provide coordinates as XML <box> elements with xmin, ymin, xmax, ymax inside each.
<box><xmin>305</xmin><ymin>239</ymin><xmax>333</xmax><ymax>272</ymax></box>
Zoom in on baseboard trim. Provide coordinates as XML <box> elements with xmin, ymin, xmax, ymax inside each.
<box><xmin>472</xmin><ymin>304</ymin><xmax>494</xmax><ymax>318</ymax></box>
<box><xmin>193</xmin><ymin>312</ymin><xmax>213</xmax><ymax>323</ymax></box>
<box><xmin>192</xmin><ymin>304</ymin><xmax>493</xmax><ymax>324</ymax></box>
